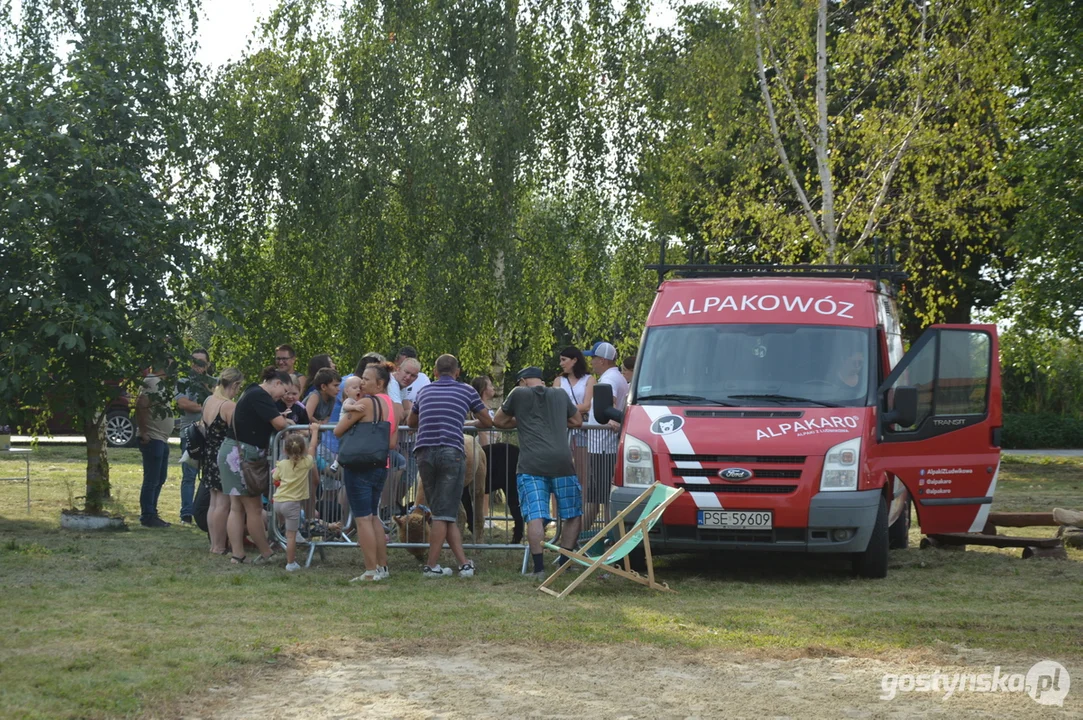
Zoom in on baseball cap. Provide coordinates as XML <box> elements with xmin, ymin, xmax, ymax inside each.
<box><xmin>583</xmin><ymin>341</ymin><xmax>617</xmax><ymax>360</ymax></box>
<box><xmin>516</xmin><ymin>366</ymin><xmax>543</xmax><ymax>382</ymax></box>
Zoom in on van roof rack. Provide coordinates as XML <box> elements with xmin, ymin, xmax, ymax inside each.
<box><xmin>646</xmin><ymin>237</ymin><xmax>908</xmax><ymax>288</ymax></box>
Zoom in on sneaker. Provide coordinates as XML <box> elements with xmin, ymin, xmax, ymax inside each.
<box><xmin>285</xmin><ymin>562</ymin><xmax>301</xmax><ymax>572</ymax></box>
<box><xmin>458</xmin><ymin>562</ymin><xmax>476</xmax><ymax>578</ymax></box>
<box><xmin>140</xmin><ymin>516</ymin><xmax>171</xmax><ymax>528</ymax></box>
<box><xmin>350</xmin><ymin>570</ymin><xmax>381</xmax><ymax>582</ymax></box>
<box><xmin>180</xmin><ymin>515</ymin><xmax>193</xmax><ymax>525</ymax></box>
<box><xmin>528</xmin><ymin>570</ymin><xmax>547</xmax><ymax>580</ymax></box>
<box><xmin>422</xmin><ymin>565</ymin><xmax>453</xmax><ymax>578</ymax></box>
<box><xmin>376</xmin><ymin>565</ymin><xmax>390</xmax><ymax>580</ymax></box>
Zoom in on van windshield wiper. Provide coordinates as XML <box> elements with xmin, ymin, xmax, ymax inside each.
<box><xmin>725</xmin><ymin>393</ymin><xmax>841</xmax><ymax>408</ymax></box>
<box><xmin>636</xmin><ymin>393</ymin><xmax>736</xmax><ymax>407</ymax></box>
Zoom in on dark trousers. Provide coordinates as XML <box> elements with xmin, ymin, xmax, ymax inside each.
<box><xmin>139</xmin><ymin>439</ymin><xmax>170</xmax><ymax>521</ymax></box>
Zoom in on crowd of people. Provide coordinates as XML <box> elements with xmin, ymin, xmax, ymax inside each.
<box><xmin>134</xmin><ymin>342</ymin><xmax>634</xmax><ymax>581</ymax></box>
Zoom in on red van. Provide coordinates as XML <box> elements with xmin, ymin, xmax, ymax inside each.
<box><xmin>608</xmin><ymin>263</ymin><xmax>1001</xmax><ymax>578</ymax></box>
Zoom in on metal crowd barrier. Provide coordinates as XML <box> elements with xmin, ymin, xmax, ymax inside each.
<box><xmin>266</xmin><ymin>422</ymin><xmax>618</xmax><ymax>571</ymax></box>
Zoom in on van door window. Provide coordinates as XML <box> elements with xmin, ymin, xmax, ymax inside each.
<box><xmin>886</xmin><ymin>334</ymin><xmax>936</xmax><ymax>431</ymax></box>
<box><xmin>882</xmin><ymin>328</ymin><xmax>992</xmax><ymax>439</ymax></box>
<box><xmin>935</xmin><ymin>331</ymin><xmax>990</xmax><ymax>416</ymax></box>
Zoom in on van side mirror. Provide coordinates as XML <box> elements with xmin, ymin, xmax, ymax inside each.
<box><xmin>883</xmin><ymin>386</ymin><xmax>918</xmax><ymax>428</ymax></box>
<box><xmin>593</xmin><ymin>384</ymin><xmax>624</xmax><ymax>424</ymax></box>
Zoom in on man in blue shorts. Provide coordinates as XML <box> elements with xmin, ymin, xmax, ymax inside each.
<box><xmin>493</xmin><ymin>366</ymin><xmax>584</xmax><ymax>578</ymax></box>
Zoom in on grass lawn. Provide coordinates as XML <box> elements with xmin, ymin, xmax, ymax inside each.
<box><xmin>1</xmin><ymin>447</ymin><xmax>1082</xmax><ymax>719</ymax></box>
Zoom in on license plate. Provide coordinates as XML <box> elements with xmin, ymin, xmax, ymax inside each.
<box><xmin>698</xmin><ymin>510</ymin><xmax>773</xmax><ymax>530</ymax></box>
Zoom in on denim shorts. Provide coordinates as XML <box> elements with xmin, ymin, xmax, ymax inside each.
<box><xmin>343</xmin><ymin>466</ymin><xmax>387</xmax><ymax>519</ymax></box>
<box><xmin>517</xmin><ymin>474</ymin><xmax>582</xmax><ymax>524</ymax></box>
<box><xmin>416</xmin><ymin>446</ymin><xmax>465</xmax><ymax>522</ymax></box>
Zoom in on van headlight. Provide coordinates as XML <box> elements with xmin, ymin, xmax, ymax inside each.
<box><xmin>623</xmin><ymin>434</ymin><xmax>655</xmax><ymax>487</ymax></box>
<box><xmin>820</xmin><ymin>436</ymin><xmax>861</xmax><ymax>492</ymax></box>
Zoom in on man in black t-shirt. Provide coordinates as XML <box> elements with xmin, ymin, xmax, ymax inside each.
<box><xmin>493</xmin><ymin>366</ymin><xmax>584</xmax><ymax>578</ymax></box>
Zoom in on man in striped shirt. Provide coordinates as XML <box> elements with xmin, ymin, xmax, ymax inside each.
<box><xmin>407</xmin><ymin>354</ymin><xmax>493</xmax><ymax>577</ymax></box>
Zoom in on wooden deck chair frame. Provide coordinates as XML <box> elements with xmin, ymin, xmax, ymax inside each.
<box><xmin>538</xmin><ymin>482</ymin><xmax>684</xmax><ymax>599</ymax></box>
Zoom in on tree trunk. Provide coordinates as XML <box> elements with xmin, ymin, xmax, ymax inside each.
<box><xmin>84</xmin><ymin>417</ymin><xmax>110</xmax><ymax>514</ymax></box>
<box><xmin>490</xmin><ymin>247</ymin><xmax>509</xmax><ymax>406</ymax></box>
<box><xmin>488</xmin><ymin>0</ymin><xmax>519</xmax><ymax>406</ymax></box>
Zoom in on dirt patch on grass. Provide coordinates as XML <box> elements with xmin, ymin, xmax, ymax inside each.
<box><xmin>187</xmin><ymin>642</ymin><xmax>1080</xmax><ymax>719</ymax></box>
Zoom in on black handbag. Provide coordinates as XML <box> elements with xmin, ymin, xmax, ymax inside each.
<box><xmin>338</xmin><ymin>395</ymin><xmax>391</xmax><ymax>471</ymax></box>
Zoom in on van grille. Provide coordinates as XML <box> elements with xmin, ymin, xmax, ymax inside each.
<box><xmin>671</xmin><ymin>468</ymin><xmax>801</xmax><ymax>480</ymax></box>
<box><xmin>675</xmin><ymin>483</ymin><xmax>798</xmax><ymax>494</ymax></box>
<box><xmin>670</xmin><ymin>454</ymin><xmax>806</xmax><ymax>465</ymax></box>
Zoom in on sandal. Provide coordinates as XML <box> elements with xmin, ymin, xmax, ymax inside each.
<box><xmin>210</xmin><ymin>549</ymin><xmax>229</xmax><ymax>555</ymax></box>
<box><xmin>230</xmin><ymin>556</ymin><xmax>246</xmax><ymax>564</ymax></box>
<box><xmin>251</xmin><ymin>552</ymin><xmax>278</xmax><ymax>566</ymax></box>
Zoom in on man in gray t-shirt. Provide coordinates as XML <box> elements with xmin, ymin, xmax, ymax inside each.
<box><xmin>494</xmin><ymin>366</ymin><xmax>583</xmax><ymax>577</ymax></box>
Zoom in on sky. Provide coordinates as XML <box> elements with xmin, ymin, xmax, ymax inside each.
<box><xmin>195</xmin><ymin>0</ymin><xmax>679</xmax><ymax>69</ymax></box>
<box><xmin>196</xmin><ymin>0</ymin><xmax>279</xmax><ymax>69</ymax></box>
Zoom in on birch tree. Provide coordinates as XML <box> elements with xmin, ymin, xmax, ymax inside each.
<box><xmin>639</xmin><ymin>1</ymin><xmax>1016</xmax><ymax>329</ymax></box>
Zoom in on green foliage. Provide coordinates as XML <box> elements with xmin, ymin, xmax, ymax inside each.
<box><xmin>996</xmin><ymin>0</ymin><xmax>1083</xmax><ymax>334</ymax></box>
<box><xmin>1002</xmin><ymin>415</ymin><xmax>1083</xmax><ymax>450</ymax></box>
<box><xmin>201</xmin><ymin>0</ymin><xmax>658</xmax><ymax>385</ymax></box>
<box><xmin>0</xmin><ymin>0</ymin><xmax>206</xmax><ymax>510</ymax></box>
<box><xmin>1000</xmin><ymin>328</ymin><xmax>1083</xmax><ymax>417</ymax></box>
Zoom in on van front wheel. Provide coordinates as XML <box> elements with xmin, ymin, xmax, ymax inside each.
<box><xmin>888</xmin><ymin>497</ymin><xmax>911</xmax><ymax>550</ymax></box>
<box><xmin>852</xmin><ymin>496</ymin><xmax>889</xmax><ymax>579</ymax></box>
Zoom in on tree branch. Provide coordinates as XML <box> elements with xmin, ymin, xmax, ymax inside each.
<box><xmin>761</xmin><ymin>32</ymin><xmax>816</xmax><ymax>153</ymax></box>
<box><xmin>815</xmin><ymin>0</ymin><xmax>835</xmax><ymax>262</ymax></box>
<box><xmin>750</xmin><ymin>0</ymin><xmax>827</xmax><ymax>249</ymax></box>
<box><xmin>843</xmin><ymin>0</ymin><xmax>928</xmax><ymax>262</ymax></box>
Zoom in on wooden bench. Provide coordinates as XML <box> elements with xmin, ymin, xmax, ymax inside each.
<box><xmin>921</xmin><ymin>531</ymin><xmax>1067</xmax><ymax>559</ymax></box>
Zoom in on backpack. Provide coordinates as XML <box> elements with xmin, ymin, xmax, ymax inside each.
<box><xmin>181</xmin><ymin>421</ymin><xmax>206</xmax><ymax>468</ymax></box>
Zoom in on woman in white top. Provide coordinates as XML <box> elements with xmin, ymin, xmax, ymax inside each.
<box><xmin>553</xmin><ymin>346</ymin><xmax>594</xmax><ymax>493</ymax></box>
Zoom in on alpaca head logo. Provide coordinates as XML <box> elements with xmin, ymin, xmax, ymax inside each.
<box><xmin>650</xmin><ymin>415</ymin><xmax>684</xmax><ymax>435</ymax></box>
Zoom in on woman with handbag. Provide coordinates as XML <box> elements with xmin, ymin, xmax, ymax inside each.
<box><xmin>334</xmin><ymin>362</ymin><xmax>397</xmax><ymax>582</ymax></box>
<box><xmin>218</xmin><ymin>367</ymin><xmax>293</xmax><ymax>564</ymax></box>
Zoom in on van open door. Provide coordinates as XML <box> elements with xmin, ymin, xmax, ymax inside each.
<box><xmin>870</xmin><ymin>324</ymin><xmax>1001</xmax><ymax>535</ymax></box>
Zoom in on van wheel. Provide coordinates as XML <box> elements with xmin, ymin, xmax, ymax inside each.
<box><xmin>852</xmin><ymin>496</ymin><xmax>889</xmax><ymax>579</ymax></box>
<box><xmin>888</xmin><ymin>498</ymin><xmax>911</xmax><ymax>550</ymax></box>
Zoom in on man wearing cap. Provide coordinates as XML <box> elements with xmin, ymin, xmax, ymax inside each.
<box><xmin>583</xmin><ymin>341</ymin><xmax>629</xmax><ymax>525</ymax></box>
<box><xmin>493</xmin><ymin>366</ymin><xmax>584</xmax><ymax>578</ymax></box>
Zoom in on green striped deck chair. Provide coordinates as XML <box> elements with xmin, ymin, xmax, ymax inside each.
<box><xmin>539</xmin><ymin>482</ymin><xmax>684</xmax><ymax>598</ymax></box>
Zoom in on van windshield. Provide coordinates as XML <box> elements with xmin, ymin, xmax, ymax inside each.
<box><xmin>635</xmin><ymin>324</ymin><xmax>873</xmax><ymax>408</ymax></box>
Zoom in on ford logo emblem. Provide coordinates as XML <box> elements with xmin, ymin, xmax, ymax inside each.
<box><xmin>719</xmin><ymin>467</ymin><xmax>753</xmax><ymax>482</ymax></box>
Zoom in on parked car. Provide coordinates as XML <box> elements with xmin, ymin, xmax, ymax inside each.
<box><xmin>19</xmin><ymin>388</ymin><xmax>140</xmax><ymax>448</ymax></box>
